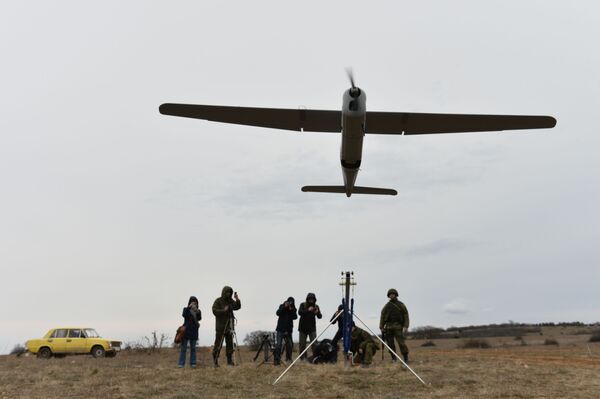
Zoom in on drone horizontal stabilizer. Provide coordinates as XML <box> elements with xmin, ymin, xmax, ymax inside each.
<box><xmin>302</xmin><ymin>186</ymin><xmax>346</xmax><ymax>193</ymax></box>
<box><xmin>353</xmin><ymin>186</ymin><xmax>398</xmax><ymax>195</ymax></box>
<box><xmin>301</xmin><ymin>186</ymin><xmax>397</xmax><ymax>196</ymax></box>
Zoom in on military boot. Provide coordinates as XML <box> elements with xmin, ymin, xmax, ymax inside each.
<box><xmin>212</xmin><ymin>353</ymin><xmax>219</xmax><ymax>368</ymax></box>
<box><xmin>403</xmin><ymin>353</ymin><xmax>409</xmax><ymax>364</ymax></box>
<box><xmin>226</xmin><ymin>354</ymin><xmax>234</xmax><ymax>366</ymax></box>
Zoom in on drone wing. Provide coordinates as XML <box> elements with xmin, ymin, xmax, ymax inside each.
<box><xmin>365</xmin><ymin>112</ymin><xmax>556</xmax><ymax>135</ymax></box>
<box><xmin>159</xmin><ymin>103</ymin><xmax>342</xmax><ymax>133</ymax></box>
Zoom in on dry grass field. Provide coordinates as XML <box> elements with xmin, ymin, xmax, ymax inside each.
<box><xmin>1</xmin><ymin>333</ymin><xmax>599</xmax><ymax>399</ymax></box>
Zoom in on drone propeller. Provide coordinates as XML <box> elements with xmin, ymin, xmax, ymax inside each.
<box><xmin>346</xmin><ymin>68</ymin><xmax>356</xmax><ymax>89</ymax></box>
<box><xmin>346</xmin><ymin>68</ymin><xmax>360</xmax><ymax>97</ymax></box>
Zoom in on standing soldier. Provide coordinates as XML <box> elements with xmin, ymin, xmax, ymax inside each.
<box><xmin>379</xmin><ymin>288</ymin><xmax>410</xmax><ymax>363</ymax></box>
<box><xmin>212</xmin><ymin>286</ymin><xmax>241</xmax><ymax>367</ymax></box>
<box><xmin>350</xmin><ymin>323</ymin><xmax>378</xmax><ymax>367</ymax></box>
<box><xmin>298</xmin><ymin>292</ymin><xmax>322</xmax><ymax>360</ymax></box>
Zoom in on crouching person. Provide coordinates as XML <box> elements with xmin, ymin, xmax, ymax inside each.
<box><xmin>350</xmin><ymin>324</ymin><xmax>378</xmax><ymax>368</ymax></box>
<box><xmin>178</xmin><ymin>296</ymin><xmax>202</xmax><ymax>368</ymax></box>
<box><xmin>310</xmin><ymin>339</ymin><xmax>337</xmax><ymax>364</ymax></box>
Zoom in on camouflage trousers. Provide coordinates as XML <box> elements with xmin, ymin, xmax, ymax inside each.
<box><xmin>385</xmin><ymin>324</ymin><xmax>408</xmax><ymax>358</ymax></box>
<box><xmin>359</xmin><ymin>342</ymin><xmax>377</xmax><ymax>365</ymax></box>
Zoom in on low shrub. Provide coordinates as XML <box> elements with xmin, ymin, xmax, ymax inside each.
<box><xmin>589</xmin><ymin>332</ymin><xmax>600</xmax><ymax>342</ymax></box>
<box><xmin>421</xmin><ymin>340</ymin><xmax>436</xmax><ymax>347</ymax></box>
<box><xmin>460</xmin><ymin>339</ymin><xmax>491</xmax><ymax>349</ymax></box>
<box><xmin>10</xmin><ymin>344</ymin><xmax>27</xmax><ymax>357</ymax></box>
<box><xmin>123</xmin><ymin>331</ymin><xmax>170</xmax><ymax>354</ymax></box>
<box><xmin>544</xmin><ymin>338</ymin><xmax>559</xmax><ymax>346</ymax></box>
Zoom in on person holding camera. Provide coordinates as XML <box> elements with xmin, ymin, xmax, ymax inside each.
<box><xmin>178</xmin><ymin>296</ymin><xmax>202</xmax><ymax>368</ymax></box>
<box><xmin>212</xmin><ymin>286</ymin><xmax>241</xmax><ymax>367</ymax></box>
<box><xmin>298</xmin><ymin>292</ymin><xmax>322</xmax><ymax>360</ymax></box>
<box><xmin>379</xmin><ymin>288</ymin><xmax>410</xmax><ymax>363</ymax></box>
<box><xmin>274</xmin><ymin>296</ymin><xmax>297</xmax><ymax>365</ymax></box>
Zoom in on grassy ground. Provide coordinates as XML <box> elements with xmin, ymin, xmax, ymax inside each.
<box><xmin>1</xmin><ymin>335</ymin><xmax>599</xmax><ymax>398</ymax></box>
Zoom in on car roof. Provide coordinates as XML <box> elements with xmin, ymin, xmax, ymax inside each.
<box><xmin>49</xmin><ymin>327</ymin><xmax>93</xmax><ymax>330</ymax></box>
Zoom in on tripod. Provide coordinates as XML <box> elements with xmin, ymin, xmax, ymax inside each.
<box><xmin>253</xmin><ymin>333</ymin><xmax>279</xmax><ymax>366</ymax></box>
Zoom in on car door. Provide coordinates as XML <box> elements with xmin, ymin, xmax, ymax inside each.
<box><xmin>48</xmin><ymin>329</ymin><xmax>68</xmax><ymax>353</ymax></box>
<box><xmin>66</xmin><ymin>329</ymin><xmax>87</xmax><ymax>353</ymax></box>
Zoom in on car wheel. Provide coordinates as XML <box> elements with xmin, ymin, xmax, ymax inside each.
<box><xmin>91</xmin><ymin>346</ymin><xmax>106</xmax><ymax>358</ymax></box>
<box><xmin>38</xmin><ymin>347</ymin><xmax>52</xmax><ymax>359</ymax></box>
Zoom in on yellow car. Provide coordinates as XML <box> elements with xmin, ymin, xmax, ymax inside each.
<box><xmin>26</xmin><ymin>327</ymin><xmax>121</xmax><ymax>359</ymax></box>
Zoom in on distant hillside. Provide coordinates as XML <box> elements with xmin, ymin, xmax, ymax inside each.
<box><xmin>409</xmin><ymin>321</ymin><xmax>600</xmax><ymax>339</ymax></box>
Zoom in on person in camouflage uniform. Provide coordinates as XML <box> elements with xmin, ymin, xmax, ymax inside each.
<box><xmin>350</xmin><ymin>324</ymin><xmax>378</xmax><ymax>367</ymax></box>
<box><xmin>212</xmin><ymin>286</ymin><xmax>241</xmax><ymax>367</ymax></box>
<box><xmin>379</xmin><ymin>288</ymin><xmax>409</xmax><ymax>363</ymax></box>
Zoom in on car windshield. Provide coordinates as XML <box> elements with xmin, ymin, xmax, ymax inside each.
<box><xmin>84</xmin><ymin>329</ymin><xmax>100</xmax><ymax>338</ymax></box>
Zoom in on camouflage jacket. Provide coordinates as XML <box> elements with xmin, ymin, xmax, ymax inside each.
<box><xmin>350</xmin><ymin>327</ymin><xmax>377</xmax><ymax>352</ymax></box>
<box><xmin>379</xmin><ymin>299</ymin><xmax>409</xmax><ymax>330</ymax></box>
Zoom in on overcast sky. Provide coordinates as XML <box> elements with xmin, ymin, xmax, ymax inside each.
<box><xmin>1</xmin><ymin>1</ymin><xmax>599</xmax><ymax>353</ymax></box>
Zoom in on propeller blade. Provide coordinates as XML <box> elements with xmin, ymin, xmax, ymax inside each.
<box><xmin>346</xmin><ymin>68</ymin><xmax>355</xmax><ymax>89</ymax></box>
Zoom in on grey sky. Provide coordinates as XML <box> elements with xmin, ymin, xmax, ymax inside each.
<box><xmin>1</xmin><ymin>1</ymin><xmax>599</xmax><ymax>353</ymax></box>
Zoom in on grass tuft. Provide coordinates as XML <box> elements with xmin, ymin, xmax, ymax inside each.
<box><xmin>460</xmin><ymin>339</ymin><xmax>491</xmax><ymax>349</ymax></box>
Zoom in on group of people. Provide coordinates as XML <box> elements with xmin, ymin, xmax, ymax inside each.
<box><xmin>177</xmin><ymin>286</ymin><xmax>410</xmax><ymax>369</ymax></box>
<box><xmin>178</xmin><ymin>286</ymin><xmax>240</xmax><ymax>368</ymax></box>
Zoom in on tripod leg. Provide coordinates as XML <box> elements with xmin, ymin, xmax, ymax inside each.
<box><xmin>264</xmin><ymin>339</ymin><xmax>270</xmax><ymax>362</ymax></box>
<box><xmin>253</xmin><ymin>339</ymin><xmax>265</xmax><ymax>362</ymax></box>
<box><xmin>213</xmin><ymin>318</ymin><xmax>230</xmax><ymax>366</ymax></box>
<box><xmin>232</xmin><ymin>330</ymin><xmax>242</xmax><ymax>365</ymax></box>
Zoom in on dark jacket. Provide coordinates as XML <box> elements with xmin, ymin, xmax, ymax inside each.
<box><xmin>330</xmin><ymin>304</ymin><xmax>344</xmax><ymax>329</ymax></box>
<box><xmin>276</xmin><ymin>297</ymin><xmax>298</xmax><ymax>333</ymax></box>
<box><xmin>182</xmin><ymin>296</ymin><xmax>202</xmax><ymax>340</ymax></box>
<box><xmin>212</xmin><ymin>286</ymin><xmax>241</xmax><ymax>332</ymax></box>
<box><xmin>298</xmin><ymin>293</ymin><xmax>322</xmax><ymax>333</ymax></box>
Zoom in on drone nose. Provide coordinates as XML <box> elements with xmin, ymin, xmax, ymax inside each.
<box><xmin>349</xmin><ymin>87</ymin><xmax>361</xmax><ymax>98</ymax></box>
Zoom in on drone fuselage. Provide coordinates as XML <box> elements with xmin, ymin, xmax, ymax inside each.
<box><xmin>340</xmin><ymin>88</ymin><xmax>366</xmax><ymax>197</ymax></box>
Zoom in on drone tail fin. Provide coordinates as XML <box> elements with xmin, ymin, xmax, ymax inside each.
<box><xmin>301</xmin><ymin>186</ymin><xmax>397</xmax><ymax>196</ymax></box>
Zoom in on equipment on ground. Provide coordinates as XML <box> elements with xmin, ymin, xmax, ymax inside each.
<box><xmin>340</xmin><ymin>271</ymin><xmax>356</xmax><ymax>365</ymax></box>
<box><xmin>272</xmin><ymin>271</ymin><xmax>428</xmax><ymax>386</ymax></box>
<box><xmin>252</xmin><ymin>332</ymin><xmax>285</xmax><ymax>366</ymax></box>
